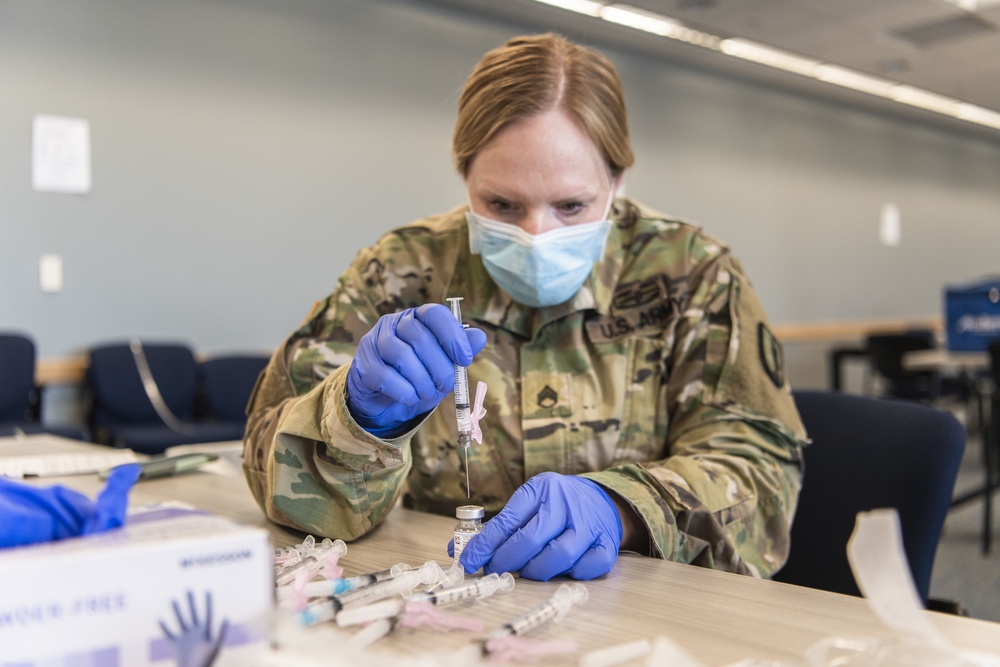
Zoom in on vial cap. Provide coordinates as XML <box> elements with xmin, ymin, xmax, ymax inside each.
<box><xmin>456</xmin><ymin>504</ymin><xmax>484</xmax><ymax>520</ymax></box>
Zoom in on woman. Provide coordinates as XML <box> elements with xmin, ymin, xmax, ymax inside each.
<box><xmin>243</xmin><ymin>34</ymin><xmax>807</xmax><ymax>582</ymax></box>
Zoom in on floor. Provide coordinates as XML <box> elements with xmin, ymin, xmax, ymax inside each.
<box><xmin>929</xmin><ymin>420</ymin><xmax>1000</xmax><ymax>622</ymax></box>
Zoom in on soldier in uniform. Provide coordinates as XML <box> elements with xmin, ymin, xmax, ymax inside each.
<box><xmin>243</xmin><ymin>33</ymin><xmax>808</xmax><ymax>582</ymax></box>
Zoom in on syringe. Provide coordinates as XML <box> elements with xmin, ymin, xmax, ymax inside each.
<box><xmin>337</xmin><ymin>560</ymin><xmax>453</xmax><ymax>608</ymax></box>
<box><xmin>406</xmin><ymin>572</ymin><xmax>515</xmax><ymax>607</ymax></box>
<box><xmin>485</xmin><ymin>582</ymin><xmax>589</xmax><ymax>642</ymax></box>
<box><xmin>276</xmin><ymin>563</ymin><xmax>404</xmax><ymax>602</ymax></box>
<box><xmin>336</xmin><ymin>573</ymin><xmax>515</xmax><ymax>627</ymax></box>
<box><xmin>446</xmin><ymin>296</ymin><xmax>474</xmax><ymax>498</ymax></box>
<box><xmin>298</xmin><ymin>561</ymin><xmax>453</xmax><ymax>627</ymax></box>
<box><xmin>274</xmin><ymin>538</ymin><xmax>347</xmax><ymax>586</ymax></box>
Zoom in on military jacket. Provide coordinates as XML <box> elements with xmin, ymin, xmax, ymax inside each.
<box><xmin>243</xmin><ymin>198</ymin><xmax>808</xmax><ymax>578</ymax></box>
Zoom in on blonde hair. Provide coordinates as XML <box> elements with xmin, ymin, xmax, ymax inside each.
<box><xmin>453</xmin><ymin>34</ymin><xmax>634</xmax><ymax>178</ymax></box>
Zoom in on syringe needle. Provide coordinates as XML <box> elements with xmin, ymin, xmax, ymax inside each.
<box><xmin>448</xmin><ymin>296</ymin><xmax>475</xmax><ymax>500</ymax></box>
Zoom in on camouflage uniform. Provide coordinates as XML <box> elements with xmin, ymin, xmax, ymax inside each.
<box><xmin>243</xmin><ymin>198</ymin><xmax>808</xmax><ymax>578</ymax></box>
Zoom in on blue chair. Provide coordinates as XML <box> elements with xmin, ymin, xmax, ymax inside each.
<box><xmin>774</xmin><ymin>390</ymin><xmax>965</xmax><ymax>607</ymax></box>
<box><xmin>0</xmin><ymin>333</ymin><xmax>87</xmax><ymax>440</ymax></box>
<box><xmin>982</xmin><ymin>340</ymin><xmax>1000</xmax><ymax>554</ymax></box>
<box><xmin>197</xmin><ymin>354</ymin><xmax>270</xmax><ymax>438</ymax></box>
<box><xmin>85</xmin><ymin>341</ymin><xmax>239</xmax><ymax>454</ymax></box>
<box><xmin>0</xmin><ymin>333</ymin><xmax>37</xmax><ymax>425</ymax></box>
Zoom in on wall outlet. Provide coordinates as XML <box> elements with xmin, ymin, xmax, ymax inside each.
<box><xmin>879</xmin><ymin>203</ymin><xmax>901</xmax><ymax>247</ymax></box>
<box><xmin>39</xmin><ymin>254</ymin><xmax>63</xmax><ymax>292</ymax></box>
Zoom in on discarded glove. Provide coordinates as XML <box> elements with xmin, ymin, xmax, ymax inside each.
<box><xmin>0</xmin><ymin>463</ymin><xmax>141</xmax><ymax>548</ymax></box>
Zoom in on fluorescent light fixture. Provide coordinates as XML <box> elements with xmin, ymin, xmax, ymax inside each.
<box><xmin>600</xmin><ymin>4</ymin><xmax>682</xmax><ymax>37</ymax></box>
<box><xmin>942</xmin><ymin>0</ymin><xmax>1000</xmax><ymax>10</ymax></box>
<box><xmin>815</xmin><ymin>64</ymin><xmax>894</xmax><ymax>97</ymax></box>
<box><xmin>955</xmin><ymin>103</ymin><xmax>1000</xmax><ymax>130</ymax></box>
<box><xmin>890</xmin><ymin>85</ymin><xmax>959</xmax><ymax>115</ymax></box>
<box><xmin>720</xmin><ymin>38</ymin><xmax>819</xmax><ymax>78</ymax></box>
<box><xmin>528</xmin><ymin>0</ymin><xmax>1000</xmax><ymax>132</ymax></box>
<box><xmin>599</xmin><ymin>4</ymin><xmax>721</xmax><ymax>47</ymax></box>
<box><xmin>533</xmin><ymin>0</ymin><xmax>602</xmax><ymax>17</ymax></box>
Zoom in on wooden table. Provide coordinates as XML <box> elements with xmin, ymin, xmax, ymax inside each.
<box><xmin>902</xmin><ymin>349</ymin><xmax>990</xmax><ymax>374</ymax></box>
<box><xmin>5</xmin><ymin>436</ymin><xmax>1000</xmax><ymax>666</ymax></box>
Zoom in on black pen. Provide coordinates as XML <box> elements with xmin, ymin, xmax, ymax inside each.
<box><xmin>99</xmin><ymin>453</ymin><xmax>218</xmax><ymax>480</ymax></box>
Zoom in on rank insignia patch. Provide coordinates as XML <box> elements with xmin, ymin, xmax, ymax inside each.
<box><xmin>537</xmin><ymin>385</ymin><xmax>559</xmax><ymax>409</ymax></box>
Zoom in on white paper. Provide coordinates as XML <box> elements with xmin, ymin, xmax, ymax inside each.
<box><xmin>32</xmin><ymin>114</ymin><xmax>92</xmax><ymax>194</ymax></box>
<box><xmin>579</xmin><ymin>639</ymin><xmax>651</xmax><ymax>667</ymax></box>
<box><xmin>0</xmin><ymin>449</ymin><xmax>137</xmax><ymax>478</ymax></box>
<box><xmin>847</xmin><ymin>509</ymin><xmax>948</xmax><ymax>647</ymax></box>
<box><xmin>645</xmin><ymin>636</ymin><xmax>706</xmax><ymax>667</ymax></box>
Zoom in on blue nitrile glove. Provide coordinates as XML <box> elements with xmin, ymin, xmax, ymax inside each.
<box><xmin>0</xmin><ymin>463</ymin><xmax>141</xmax><ymax>548</ymax></box>
<box><xmin>346</xmin><ymin>304</ymin><xmax>487</xmax><ymax>438</ymax></box>
<box><xmin>459</xmin><ymin>472</ymin><xmax>623</xmax><ymax>581</ymax></box>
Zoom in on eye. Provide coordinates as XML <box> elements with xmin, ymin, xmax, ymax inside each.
<box><xmin>488</xmin><ymin>199</ymin><xmax>516</xmax><ymax>215</ymax></box>
<box><xmin>557</xmin><ymin>201</ymin><xmax>585</xmax><ymax>216</ymax></box>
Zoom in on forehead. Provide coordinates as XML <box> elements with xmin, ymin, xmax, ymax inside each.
<box><xmin>466</xmin><ymin>109</ymin><xmax>608</xmax><ymax>194</ymax></box>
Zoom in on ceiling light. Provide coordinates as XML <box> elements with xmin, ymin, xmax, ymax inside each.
<box><xmin>941</xmin><ymin>0</ymin><xmax>1000</xmax><ymax>11</ymax></box>
<box><xmin>528</xmin><ymin>0</ymin><xmax>1000</xmax><ymax>133</ymax></box>
<box><xmin>889</xmin><ymin>85</ymin><xmax>960</xmax><ymax>115</ymax></box>
<box><xmin>954</xmin><ymin>103</ymin><xmax>1000</xmax><ymax>130</ymax></box>
<box><xmin>816</xmin><ymin>65</ymin><xmax>895</xmax><ymax>97</ymax></box>
<box><xmin>719</xmin><ymin>39</ymin><xmax>819</xmax><ymax>78</ymax></box>
<box><xmin>597</xmin><ymin>4</ymin><xmax>721</xmax><ymax>47</ymax></box>
<box><xmin>533</xmin><ymin>0</ymin><xmax>603</xmax><ymax>16</ymax></box>
<box><xmin>600</xmin><ymin>4</ymin><xmax>683</xmax><ymax>37</ymax></box>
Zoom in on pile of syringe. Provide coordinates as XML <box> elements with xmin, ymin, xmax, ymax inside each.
<box><xmin>271</xmin><ymin>535</ymin><xmax>589</xmax><ymax>660</ymax></box>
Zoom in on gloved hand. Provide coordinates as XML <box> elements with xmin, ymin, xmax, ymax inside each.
<box><xmin>459</xmin><ymin>472</ymin><xmax>623</xmax><ymax>581</ymax></box>
<box><xmin>0</xmin><ymin>462</ymin><xmax>141</xmax><ymax>548</ymax></box>
<box><xmin>346</xmin><ymin>304</ymin><xmax>486</xmax><ymax>438</ymax></box>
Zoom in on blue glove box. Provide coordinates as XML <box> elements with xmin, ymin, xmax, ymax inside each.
<box><xmin>944</xmin><ymin>277</ymin><xmax>1000</xmax><ymax>351</ymax></box>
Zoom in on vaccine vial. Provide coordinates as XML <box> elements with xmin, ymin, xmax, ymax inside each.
<box><xmin>453</xmin><ymin>504</ymin><xmax>484</xmax><ymax>562</ymax></box>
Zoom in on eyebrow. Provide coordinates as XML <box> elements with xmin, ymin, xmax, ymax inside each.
<box><xmin>475</xmin><ymin>187</ymin><xmax>599</xmax><ymax>204</ymax></box>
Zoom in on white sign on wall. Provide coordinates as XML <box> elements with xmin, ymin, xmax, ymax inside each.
<box><xmin>32</xmin><ymin>114</ymin><xmax>92</xmax><ymax>194</ymax></box>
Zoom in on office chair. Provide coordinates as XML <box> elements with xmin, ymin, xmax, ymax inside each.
<box><xmin>0</xmin><ymin>333</ymin><xmax>37</xmax><ymax>425</ymax></box>
<box><xmin>0</xmin><ymin>333</ymin><xmax>87</xmax><ymax>440</ymax></box>
<box><xmin>865</xmin><ymin>331</ymin><xmax>943</xmax><ymax>401</ymax></box>
<box><xmin>774</xmin><ymin>390</ymin><xmax>965</xmax><ymax>606</ymax></box>
<box><xmin>85</xmin><ymin>341</ymin><xmax>239</xmax><ymax>454</ymax></box>
<box><xmin>196</xmin><ymin>354</ymin><xmax>270</xmax><ymax>439</ymax></box>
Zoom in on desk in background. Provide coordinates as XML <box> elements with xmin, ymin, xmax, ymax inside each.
<box><xmin>828</xmin><ymin>345</ymin><xmax>869</xmax><ymax>392</ymax></box>
<box><xmin>903</xmin><ymin>347</ymin><xmax>997</xmax><ymax>555</ymax></box>
<box><xmin>35</xmin><ymin>355</ymin><xmax>88</xmax><ymax>386</ymax></box>
<box><xmin>5</xmin><ymin>436</ymin><xmax>999</xmax><ymax>665</ymax></box>
<box><xmin>792</xmin><ymin>317</ymin><xmax>944</xmax><ymax>392</ymax></box>
<box><xmin>902</xmin><ymin>349</ymin><xmax>990</xmax><ymax>375</ymax></box>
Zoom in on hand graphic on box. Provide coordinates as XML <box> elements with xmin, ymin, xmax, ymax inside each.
<box><xmin>159</xmin><ymin>590</ymin><xmax>229</xmax><ymax>667</ymax></box>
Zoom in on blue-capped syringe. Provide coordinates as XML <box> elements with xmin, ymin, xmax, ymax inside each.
<box><xmin>447</xmin><ymin>297</ymin><xmax>473</xmax><ymax>498</ymax></box>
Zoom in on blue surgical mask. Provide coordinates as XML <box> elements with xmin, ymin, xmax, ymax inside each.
<box><xmin>466</xmin><ymin>198</ymin><xmax>614</xmax><ymax>308</ymax></box>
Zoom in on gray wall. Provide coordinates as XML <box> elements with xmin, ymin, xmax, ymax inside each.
<box><xmin>2</xmin><ymin>0</ymin><xmax>999</xmax><ymax>408</ymax></box>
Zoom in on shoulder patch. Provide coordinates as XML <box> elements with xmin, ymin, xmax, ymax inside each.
<box><xmin>757</xmin><ymin>322</ymin><xmax>785</xmax><ymax>388</ymax></box>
